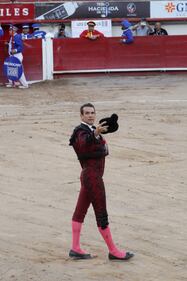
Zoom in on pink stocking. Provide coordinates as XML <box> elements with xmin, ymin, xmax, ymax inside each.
<box><xmin>98</xmin><ymin>226</ymin><xmax>126</xmax><ymax>258</ymax></box>
<box><xmin>71</xmin><ymin>221</ymin><xmax>86</xmax><ymax>254</ymax></box>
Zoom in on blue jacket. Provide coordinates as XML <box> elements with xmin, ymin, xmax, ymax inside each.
<box><xmin>32</xmin><ymin>30</ymin><xmax>46</xmax><ymax>39</ymax></box>
<box><xmin>121</xmin><ymin>20</ymin><xmax>134</xmax><ymax>44</ymax></box>
<box><xmin>0</xmin><ymin>26</ymin><xmax>4</xmax><ymax>37</ymax></box>
<box><xmin>122</xmin><ymin>29</ymin><xmax>134</xmax><ymax>44</ymax></box>
<box><xmin>9</xmin><ymin>33</ymin><xmax>23</xmax><ymax>54</ymax></box>
<box><xmin>21</xmin><ymin>33</ymin><xmax>33</xmax><ymax>40</ymax></box>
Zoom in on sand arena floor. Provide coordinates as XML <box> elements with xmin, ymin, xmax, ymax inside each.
<box><xmin>0</xmin><ymin>75</ymin><xmax>186</xmax><ymax>281</ymax></box>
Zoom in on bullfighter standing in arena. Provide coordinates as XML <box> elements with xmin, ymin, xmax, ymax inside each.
<box><xmin>69</xmin><ymin>103</ymin><xmax>134</xmax><ymax>260</ymax></box>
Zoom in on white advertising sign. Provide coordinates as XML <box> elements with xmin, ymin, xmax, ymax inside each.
<box><xmin>151</xmin><ymin>1</ymin><xmax>187</xmax><ymax>18</ymax></box>
<box><xmin>71</xmin><ymin>19</ymin><xmax>112</xmax><ymax>38</ymax></box>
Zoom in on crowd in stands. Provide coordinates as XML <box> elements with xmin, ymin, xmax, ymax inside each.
<box><xmin>0</xmin><ymin>19</ymin><xmax>168</xmax><ymax>41</ymax></box>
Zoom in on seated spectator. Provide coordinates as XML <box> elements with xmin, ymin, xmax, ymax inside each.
<box><xmin>149</xmin><ymin>22</ymin><xmax>168</xmax><ymax>36</ymax></box>
<box><xmin>32</xmin><ymin>23</ymin><xmax>46</xmax><ymax>39</ymax></box>
<box><xmin>80</xmin><ymin>21</ymin><xmax>104</xmax><ymax>40</ymax></box>
<box><xmin>121</xmin><ymin>20</ymin><xmax>134</xmax><ymax>44</ymax></box>
<box><xmin>0</xmin><ymin>24</ymin><xmax>4</xmax><ymax>37</ymax></box>
<box><xmin>21</xmin><ymin>24</ymin><xmax>32</xmax><ymax>40</ymax></box>
<box><xmin>132</xmin><ymin>18</ymin><xmax>153</xmax><ymax>36</ymax></box>
<box><xmin>56</xmin><ymin>23</ymin><xmax>70</xmax><ymax>38</ymax></box>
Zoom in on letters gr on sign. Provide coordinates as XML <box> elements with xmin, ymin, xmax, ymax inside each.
<box><xmin>165</xmin><ymin>1</ymin><xmax>187</xmax><ymax>13</ymax></box>
<box><xmin>3</xmin><ymin>56</ymin><xmax>23</xmax><ymax>81</ymax></box>
<box><xmin>35</xmin><ymin>1</ymin><xmax>150</xmax><ymax>20</ymax></box>
<box><xmin>176</xmin><ymin>1</ymin><xmax>187</xmax><ymax>12</ymax></box>
<box><xmin>151</xmin><ymin>1</ymin><xmax>187</xmax><ymax>18</ymax></box>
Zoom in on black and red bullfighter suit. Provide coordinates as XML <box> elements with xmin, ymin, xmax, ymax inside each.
<box><xmin>69</xmin><ymin>122</ymin><xmax>134</xmax><ymax>261</ymax></box>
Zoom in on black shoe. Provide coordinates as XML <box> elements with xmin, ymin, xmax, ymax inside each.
<box><xmin>108</xmin><ymin>252</ymin><xmax>134</xmax><ymax>261</ymax></box>
<box><xmin>69</xmin><ymin>249</ymin><xmax>92</xmax><ymax>260</ymax></box>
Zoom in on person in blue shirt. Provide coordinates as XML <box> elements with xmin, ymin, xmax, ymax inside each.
<box><xmin>121</xmin><ymin>20</ymin><xmax>134</xmax><ymax>44</ymax></box>
<box><xmin>6</xmin><ymin>25</ymin><xmax>28</xmax><ymax>89</ymax></box>
<box><xmin>21</xmin><ymin>24</ymin><xmax>32</xmax><ymax>40</ymax></box>
<box><xmin>32</xmin><ymin>23</ymin><xmax>46</xmax><ymax>39</ymax></box>
<box><xmin>0</xmin><ymin>24</ymin><xmax>4</xmax><ymax>37</ymax></box>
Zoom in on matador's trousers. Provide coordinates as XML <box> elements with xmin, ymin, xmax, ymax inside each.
<box><xmin>72</xmin><ymin>161</ymin><xmax>109</xmax><ymax>229</ymax></box>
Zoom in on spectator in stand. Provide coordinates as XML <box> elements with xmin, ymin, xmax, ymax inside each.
<box><xmin>149</xmin><ymin>22</ymin><xmax>168</xmax><ymax>36</ymax></box>
<box><xmin>132</xmin><ymin>18</ymin><xmax>153</xmax><ymax>36</ymax></box>
<box><xmin>32</xmin><ymin>23</ymin><xmax>46</xmax><ymax>39</ymax></box>
<box><xmin>56</xmin><ymin>23</ymin><xmax>70</xmax><ymax>38</ymax></box>
<box><xmin>121</xmin><ymin>20</ymin><xmax>134</xmax><ymax>44</ymax></box>
<box><xmin>80</xmin><ymin>21</ymin><xmax>104</xmax><ymax>40</ymax></box>
<box><xmin>0</xmin><ymin>24</ymin><xmax>4</xmax><ymax>37</ymax></box>
<box><xmin>21</xmin><ymin>24</ymin><xmax>32</xmax><ymax>40</ymax></box>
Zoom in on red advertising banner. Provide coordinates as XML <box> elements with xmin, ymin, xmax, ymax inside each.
<box><xmin>0</xmin><ymin>4</ymin><xmax>34</xmax><ymax>21</ymax></box>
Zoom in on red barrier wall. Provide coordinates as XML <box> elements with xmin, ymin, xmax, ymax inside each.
<box><xmin>0</xmin><ymin>39</ymin><xmax>43</xmax><ymax>84</ymax></box>
<box><xmin>53</xmin><ymin>36</ymin><xmax>187</xmax><ymax>73</ymax></box>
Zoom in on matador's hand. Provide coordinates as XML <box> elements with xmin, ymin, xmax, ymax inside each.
<box><xmin>94</xmin><ymin>122</ymin><xmax>108</xmax><ymax>137</ymax></box>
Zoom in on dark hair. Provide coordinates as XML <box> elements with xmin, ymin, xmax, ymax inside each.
<box><xmin>80</xmin><ymin>103</ymin><xmax>95</xmax><ymax>115</ymax></box>
<box><xmin>61</xmin><ymin>23</ymin><xmax>65</xmax><ymax>29</ymax></box>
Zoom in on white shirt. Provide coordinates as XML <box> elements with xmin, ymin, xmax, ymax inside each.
<box><xmin>81</xmin><ymin>122</ymin><xmax>100</xmax><ymax>139</ymax></box>
<box><xmin>81</xmin><ymin>122</ymin><xmax>95</xmax><ymax>131</ymax></box>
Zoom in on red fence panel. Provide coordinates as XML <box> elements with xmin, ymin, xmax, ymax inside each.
<box><xmin>164</xmin><ymin>36</ymin><xmax>187</xmax><ymax>68</ymax></box>
<box><xmin>23</xmin><ymin>39</ymin><xmax>43</xmax><ymax>81</ymax></box>
<box><xmin>106</xmin><ymin>37</ymin><xmax>164</xmax><ymax>69</ymax></box>
<box><xmin>54</xmin><ymin>37</ymin><xmax>108</xmax><ymax>71</ymax></box>
<box><xmin>0</xmin><ymin>39</ymin><xmax>43</xmax><ymax>84</ymax></box>
<box><xmin>53</xmin><ymin>36</ymin><xmax>187</xmax><ymax>73</ymax></box>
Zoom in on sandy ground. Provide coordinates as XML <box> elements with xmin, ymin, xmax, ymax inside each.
<box><xmin>0</xmin><ymin>75</ymin><xmax>186</xmax><ymax>281</ymax></box>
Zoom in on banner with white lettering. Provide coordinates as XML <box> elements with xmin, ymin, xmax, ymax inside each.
<box><xmin>35</xmin><ymin>1</ymin><xmax>150</xmax><ymax>20</ymax></box>
<box><xmin>71</xmin><ymin>19</ymin><xmax>112</xmax><ymax>38</ymax></box>
<box><xmin>3</xmin><ymin>56</ymin><xmax>23</xmax><ymax>81</ymax></box>
<box><xmin>0</xmin><ymin>4</ymin><xmax>34</xmax><ymax>21</ymax></box>
<box><xmin>151</xmin><ymin>1</ymin><xmax>187</xmax><ymax>18</ymax></box>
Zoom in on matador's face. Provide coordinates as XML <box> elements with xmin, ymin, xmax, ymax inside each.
<box><xmin>81</xmin><ymin>106</ymin><xmax>96</xmax><ymax>126</ymax></box>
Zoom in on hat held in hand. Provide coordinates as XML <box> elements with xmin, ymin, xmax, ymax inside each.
<box><xmin>99</xmin><ymin>114</ymin><xmax>119</xmax><ymax>134</ymax></box>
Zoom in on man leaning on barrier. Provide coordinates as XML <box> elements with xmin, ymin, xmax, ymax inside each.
<box><xmin>132</xmin><ymin>18</ymin><xmax>153</xmax><ymax>36</ymax></box>
<box><xmin>121</xmin><ymin>20</ymin><xmax>134</xmax><ymax>44</ymax></box>
<box><xmin>80</xmin><ymin>21</ymin><xmax>104</xmax><ymax>40</ymax></box>
<box><xmin>149</xmin><ymin>22</ymin><xmax>168</xmax><ymax>36</ymax></box>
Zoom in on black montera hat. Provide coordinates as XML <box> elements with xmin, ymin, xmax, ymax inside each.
<box><xmin>99</xmin><ymin>113</ymin><xmax>119</xmax><ymax>134</ymax></box>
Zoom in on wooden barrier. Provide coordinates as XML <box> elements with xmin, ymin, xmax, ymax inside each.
<box><xmin>1</xmin><ymin>35</ymin><xmax>187</xmax><ymax>85</ymax></box>
<box><xmin>53</xmin><ymin>36</ymin><xmax>187</xmax><ymax>73</ymax></box>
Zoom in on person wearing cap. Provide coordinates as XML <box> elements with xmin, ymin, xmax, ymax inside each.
<box><xmin>32</xmin><ymin>23</ymin><xmax>46</xmax><ymax>39</ymax></box>
<box><xmin>121</xmin><ymin>20</ymin><xmax>134</xmax><ymax>44</ymax></box>
<box><xmin>132</xmin><ymin>18</ymin><xmax>153</xmax><ymax>36</ymax></box>
<box><xmin>6</xmin><ymin>25</ymin><xmax>29</xmax><ymax>89</ymax></box>
<box><xmin>56</xmin><ymin>23</ymin><xmax>70</xmax><ymax>38</ymax></box>
<box><xmin>80</xmin><ymin>21</ymin><xmax>104</xmax><ymax>40</ymax></box>
<box><xmin>21</xmin><ymin>24</ymin><xmax>32</xmax><ymax>40</ymax></box>
<box><xmin>0</xmin><ymin>24</ymin><xmax>4</xmax><ymax>37</ymax></box>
